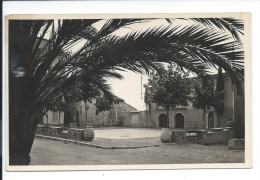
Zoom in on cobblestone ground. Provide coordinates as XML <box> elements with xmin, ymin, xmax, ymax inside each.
<box><xmin>30</xmin><ymin>137</ymin><xmax>244</xmax><ymax>165</ymax></box>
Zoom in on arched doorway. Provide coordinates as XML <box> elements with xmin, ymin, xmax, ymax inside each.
<box><xmin>175</xmin><ymin>113</ymin><xmax>184</xmax><ymax>128</ymax></box>
<box><xmin>208</xmin><ymin>112</ymin><xmax>214</xmax><ymax>129</ymax></box>
<box><xmin>158</xmin><ymin>113</ymin><xmax>168</xmax><ymax>127</ymax></box>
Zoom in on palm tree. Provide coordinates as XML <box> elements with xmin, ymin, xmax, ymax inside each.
<box><xmin>8</xmin><ymin>18</ymin><xmax>244</xmax><ymax>165</ymax></box>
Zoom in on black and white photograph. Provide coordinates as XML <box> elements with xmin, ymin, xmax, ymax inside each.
<box><xmin>5</xmin><ymin>13</ymin><xmax>251</xmax><ymax>171</ymax></box>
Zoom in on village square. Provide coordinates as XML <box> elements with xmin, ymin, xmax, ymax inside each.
<box><xmin>8</xmin><ymin>16</ymin><xmax>245</xmax><ymax>166</ymax></box>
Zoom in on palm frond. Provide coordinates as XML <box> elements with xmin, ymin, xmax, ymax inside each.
<box><xmin>92</xmin><ymin>19</ymin><xmax>152</xmax><ymax>42</ymax></box>
<box><xmin>189</xmin><ymin>18</ymin><xmax>244</xmax><ymax>43</ymax></box>
<box><xmin>84</xmin><ymin>24</ymin><xmax>244</xmax><ymax>80</ymax></box>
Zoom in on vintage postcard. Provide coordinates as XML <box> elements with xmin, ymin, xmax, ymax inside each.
<box><xmin>5</xmin><ymin>13</ymin><xmax>251</xmax><ymax>171</ymax></box>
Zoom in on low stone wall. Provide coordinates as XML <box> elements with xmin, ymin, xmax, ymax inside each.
<box><xmin>36</xmin><ymin>125</ymin><xmax>88</xmax><ymax>141</ymax></box>
<box><xmin>169</xmin><ymin>127</ymin><xmax>235</xmax><ymax>145</ymax></box>
<box><xmin>200</xmin><ymin>128</ymin><xmax>235</xmax><ymax>145</ymax></box>
<box><xmin>86</xmin><ymin>123</ymin><xmax>119</xmax><ymax>128</ymax></box>
<box><xmin>228</xmin><ymin>139</ymin><xmax>245</xmax><ymax>150</ymax></box>
<box><xmin>36</xmin><ymin>125</ymin><xmax>68</xmax><ymax>138</ymax></box>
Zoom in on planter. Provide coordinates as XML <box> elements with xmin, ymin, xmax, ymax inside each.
<box><xmin>160</xmin><ymin>128</ymin><xmax>171</xmax><ymax>143</ymax></box>
<box><xmin>84</xmin><ymin>126</ymin><xmax>95</xmax><ymax>141</ymax></box>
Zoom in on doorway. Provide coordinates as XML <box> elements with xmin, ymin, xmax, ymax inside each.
<box><xmin>208</xmin><ymin>112</ymin><xmax>215</xmax><ymax>129</ymax></box>
<box><xmin>158</xmin><ymin>113</ymin><xmax>168</xmax><ymax>127</ymax></box>
<box><xmin>175</xmin><ymin>113</ymin><xmax>184</xmax><ymax>128</ymax></box>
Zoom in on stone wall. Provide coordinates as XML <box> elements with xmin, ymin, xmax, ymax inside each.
<box><xmin>116</xmin><ymin>106</ymin><xmax>225</xmax><ymax>130</ymax></box>
<box><xmin>43</xmin><ymin>98</ymin><xmax>138</xmax><ymax>127</ymax></box>
<box><xmin>42</xmin><ymin>110</ymin><xmax>64</xmax><ymax>125</ymax></box>
<box><xmin>234</xmin><ymin>90</ymin><xmax>245</xmax><ymax>138</ymax></box>
<box><xmin>118</xmin><ymin>111</ymin><xmax>131</xmax><ymax>127</ymax></box>
<box><xmin>143</xmin><ymin>74</ymin><xmax>236</xmax><ymax>129</ymax></box>
<box><xmin>139</xmin><ymin>111</ymin><xmax>148</xmax><ymax>127</ymax></box>
<box><xmin>148</xmin><ymin>104</ymin><xmax>206</xmax><ymax>129</ymax></box>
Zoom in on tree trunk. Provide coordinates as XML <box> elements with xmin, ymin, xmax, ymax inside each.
<box><xmin>166</xmin><ymin>107</ymin><xmax>170</xmax><ymax>128</ymax></box>
<box><xmin>203</xmin><ymin>108</ymin><xmax>206</xmax><ymax>129</ymax></box>
<box><xmin>85</xmin><ymin>100</ymin><xmax>88</xmax><ymax>126</ymax></box>
<box><xmin>63</xmin><ymin>96</ymin><xmax>73</xmax><ymax>125</ymax></box>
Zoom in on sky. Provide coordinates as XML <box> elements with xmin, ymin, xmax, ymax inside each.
<box><xmin>107</xmin><ymin>70</ymin><xmax>148</xmax><ymax>111</ymax></box>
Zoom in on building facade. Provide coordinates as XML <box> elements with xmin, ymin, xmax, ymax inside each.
<box><xmin>43</xmin><ymin>74</ymin><xmax>244</xmax><ymax>131</ymax></box>
<box><xmin>117</xmin><ymin>73</ymin><xmax>244</xmax><ymax>130</ymax></box>
<box><xmin>42</xmin><ymin>95</ymin><xmax>137</xmax><ymax>127</ymax></box>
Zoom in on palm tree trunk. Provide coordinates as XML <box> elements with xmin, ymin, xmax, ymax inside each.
<box><xmin>9</xmin><ymin>75</ymin><xmax>44</xmax><ymax>165</ymax></box>
<box><xmin>9</xmin><ymin>109</ymin><xmax>42</xmax><ymax>165</ymax></box>
<box><xmin>9</xmin><ymin>97</ymin><xmax>42</xmax><ymax>165</ymax></box>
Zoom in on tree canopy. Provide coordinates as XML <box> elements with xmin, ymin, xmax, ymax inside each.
<box><xmin>145</xmin><ymin>63</ymin><xmax>191</xmax><ymax>127</ymax></box>
<box><xmin>95</xmin><ymin>95</ymin><xmax>113</xmax><ymax>113</ymax></box>
<box><xmin>191</xmin><ymin>78</ymin><xmax>215</xmax><ymax>129</ymax></box>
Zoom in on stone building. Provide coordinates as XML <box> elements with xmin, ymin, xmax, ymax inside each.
<box><xmin>42</xmin><ymin>95</ymin><xmax>137</xmax><ymax>127</ymax></box>
<box><xmin>42</xmin><ymin>73</ymin><xmax>244</xmax><ymax>133</ymax></box>
<box><xmin>118</xmin><ymin>73</ymin><xmax>244</xmax><ymax>131</ymax></box>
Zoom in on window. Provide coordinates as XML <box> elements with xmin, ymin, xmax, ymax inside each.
<box><xmin>96</xmin><ymin>110</ymin><xmax>99</xmax><ymax>116</ymax></box>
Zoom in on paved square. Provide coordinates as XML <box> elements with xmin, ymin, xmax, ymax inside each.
<box><xmin>30</xmin><ymin>137</ymin><xmax>245</xmax><ymax>165</ymax></box>
<box><xmin>94</xmin><ymin>128</ymin><xmax>161</xmax><ymax>139</ymax></box>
